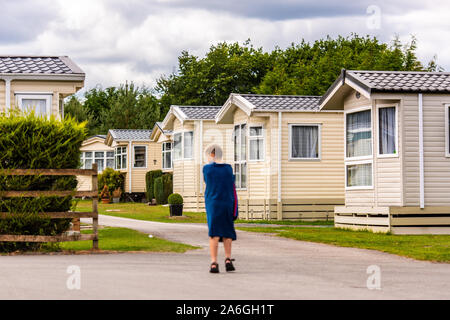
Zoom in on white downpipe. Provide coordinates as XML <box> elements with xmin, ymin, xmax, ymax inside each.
<box><xmin>418</xmin><ymin>93</ymin><xmax>425</xmax><ymax>209</ymax></box>
<box><xmin>199</xmin><ymin>120</ymin><xmax>203</xmax><ymax>194</ymax></box>
<box><xmin>128</xmin><ymin>141</ymin><xmax>132</xmax><ymax>194</ymax></box>
<box><xmin>278</xmin><ymin>112</ymin><xmax>282</xmax><ymax>203</ymax></box>
<box><xmin>5</xmin><ymin>78</ymin><xmax>11</xmax><ymax>112</ymax></box>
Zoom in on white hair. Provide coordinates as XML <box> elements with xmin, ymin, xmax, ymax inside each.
<box><xmin>205</xmin><ymin>144</ymin><xmax>223</xmax><ymax>162</ymax></box>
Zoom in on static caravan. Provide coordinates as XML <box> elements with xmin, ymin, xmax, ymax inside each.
<box><xmin>78</xmin><ymin>135</ymin><xmax>114</xmax><ymax>191</ymax></box>
<box><xmin>150</xmin><ymin>121</ymin><xmax>173</xmax><ymax>173</ymax></box>
<box><xmin>161</xmin><ymin>105</ymin><xmax>233</xmax><ymax>211</ymax></box>
<box><xmin>0</xmin><ymin>56</ymin><xmax>85</xmax><ymax>117</ymax></box>
<box><xmin>216</xmin><ymin>94</ymin><xmax>345</xmax><ymax>221</ymax></box>
<box><xmin>320</xmin><ymin>69</ymin><xmax>450</xmax><ymax>234</ymax></box>
<box><xmin>105</xmin><ymin>129</ymin><xmax>162</xmax><ymax>200</ymax></box>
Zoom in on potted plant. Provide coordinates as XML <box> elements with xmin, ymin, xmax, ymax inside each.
<box><xmin>100</xmin><ymin>185</ymin><xmax>110</xmax><ymax>204</ymax></box>
<box><xmin>112</xmin><ymin>187</ymin><xmax>122</xmax><ymax>203</ymax></box>
<box><xmin>168</xmin><ymin>193</ymin><xmax>183</xmax><ymax>217</ymax></box>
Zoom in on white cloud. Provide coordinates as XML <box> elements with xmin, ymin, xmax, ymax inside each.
<box><xmin>0</xmin><ymin>0</ymin><xmax>448</xmax><ymax>92</ymax></box>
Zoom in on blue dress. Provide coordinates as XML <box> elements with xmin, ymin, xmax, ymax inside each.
<box><xmin>203</xmin><ymin>162</ymin><xmax>237</xmax><ymax>241</ymax></box>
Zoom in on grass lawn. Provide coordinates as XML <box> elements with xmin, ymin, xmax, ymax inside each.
<box><xmin>73</xmin><ymin>200</ymin><xmax>332</xmax><ymax>225</ymax></box>
<box><xmin>59</xmin><ymin>227</ymin><xmax>198</xmax><ymax>253</ymax></box>
<box><xmin>237</xmin><ymin>226</ymin><xmax>450</xmax><ymax>263</ymax></box>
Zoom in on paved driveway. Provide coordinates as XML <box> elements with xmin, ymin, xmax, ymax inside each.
<box><xmin>0</xmin><ymin>215</ymin><xmax>449</xmax><ymax>299</ymax></box>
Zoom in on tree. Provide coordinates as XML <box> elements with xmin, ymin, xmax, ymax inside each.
<box><xmin>64</xmin><ymin>96</ymin><xmax>96</xmax><ymax>135</ymax></box>
<box><xmin>100</xmin><ymin>82</ymin><xmax>161</xmax><ymax>132</ymax></box>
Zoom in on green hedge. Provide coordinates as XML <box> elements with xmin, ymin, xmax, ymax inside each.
<box><xmin>146</xmin><ymin>170</ymin><xmax>163</xmax><ymax>201</ymax></box>
<box><xmin>153</xmin><ymin>173</ymin><xmax>173</xmax><ymax>205</ymax></box>
<box><xmin>98</xmin><ymin>168</ymin><xmax>124</xmax><ymax>200</ymax></box>
<box><xmin>0</xmin><ymin>113</ymin><xmax>86</xmax><ymax>253</ymax></box>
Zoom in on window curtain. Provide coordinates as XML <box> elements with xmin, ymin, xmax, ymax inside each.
<box><xmin>346</xmin><ymin>110</ymin><xmax>372</xmax><ymax>158</ymax></box>
<box><xmin>173</xmin><ymin>133</ymin><xmax>182</xmax><ymax>160</ymax></box>
<box><xmin>22</xmin><ymin>99</ymin><xmax>47</xmax><ymax>116</ymax></box>
<box><xmin>184</xmin><ymin>132</ymin><xmax>193</xmax><ymax>159</ymax></box>
<box><xmin>347</xmin><ymin>163</ymin><xmax>372</xmax><ymax>187</ymax></box>
<box><xmin>249</xmin><ymin>139</ymin><xmax>263</xmax><ymax>160</ymax></box>
<box><xmin>134</xmin><ymin>146</ymin><xmax>146</xmax><ymax>167</ymax></box>
<box><xmin>291</xmin><ymin>126</ymin><xmax>319</xmax><ymax>158</ymax></box>
<box><xmin>379</xmin><ymin>107</ymin><xmax>396</xmax><ymax>154</ymax></box>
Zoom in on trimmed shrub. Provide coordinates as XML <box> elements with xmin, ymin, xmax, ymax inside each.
<box><xmin>145</xmin><ymin>170</ymin><xmax>162</xmax><ymax>201</ymax></box>
<box><xmin>98</xmin><ymin>168</ymin><xmax>124</xmax><ymax>200</ymax></box>
<box><xmin>0</xmin><ymin>112</ymin><xmax>86</xmax><ymax>253</ymax></box>
<box><xmin>168</xmin><ymin>193</ymin><xmax>183</xmax><ymax>205</ymax></box>
<box><xmin>162</xmin><ymin>173</ymin><xmax>173</xmax><ymax>203</ymax></box>
<box><xmin>154</xmin><ymin>176</ymin><xmax>164</xmax><ymax>205</ymax></box>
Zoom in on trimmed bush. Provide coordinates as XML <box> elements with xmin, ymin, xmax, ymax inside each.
<box><xmin>168</xmin><ymin>193</ymin><xmax>183</xmax><ymax>205</ymax></box>
<box><xmin>162</xmin><ymin>173</ymin><xmax>173</xmax><ymax>203</ymax></box>
<box><xmin>98</xmin><ymin>168</ymin><xmax>124</xmax><ymax>200</ymax></box>
<box><xmin>0</xmin><ymin>112</ymin><xmax>86</xmax><ymax>253</ymax></box>
<box><xmin>154</xmin><ymin>176</ymin><xmax>164</xmax><ymax>205</ymax></box>
<box><xmin>145</xmin><ymin>170</ymin><xmax>162</xmax><ymax>201</ymax></box>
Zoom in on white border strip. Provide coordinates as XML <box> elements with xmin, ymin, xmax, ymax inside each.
<box><xmin>418</xmin><ymin>93</ymin><xmax>425</xmax><ymax>209</ymax></box>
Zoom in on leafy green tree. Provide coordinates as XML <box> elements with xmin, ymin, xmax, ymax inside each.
<box><xmin>64</xmin><ymin>95</ymin><xmax>96</xmax><ymax>135</ymax></box>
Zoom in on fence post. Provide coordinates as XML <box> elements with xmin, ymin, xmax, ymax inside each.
<box><xmin>91</xmin><ymin>163</ymin><xmax>99</xmax><ymax>250</ymax></box>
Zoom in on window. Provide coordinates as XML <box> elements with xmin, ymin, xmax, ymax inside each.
<box><xmin>81</xmin><ymin>152</ymin><xmax>93</xmax><ymax>169</ymax></box>
<box><xmin>184</xmin><ymin>132</ymin><xmax>194</xmax><ymax>159</ymax></box>
<box><xmin>346</xmin><ymin>109</ymin><xmax>372</xmax><ymax>158</ymax></box>
<box><xmin>133</xmin><ymin>146</ymin><xmax>147</xmax><ymax>168</ymax></box>
<box><xmin>16</xmin><ymin>94</ymin><xmax>52</xmax><ymax>117</ymax></box>
<box><xmin>378</xmin><ymin>106</ymin><xmax>397</xmax><ymax>156</ymax></box>
<box><xmin>446</xmin><ymin>105</ymin><xmax>450</xmax><ymax>157</ymax></box>
<box><xmin>347</xmin><ymin>163</ymin><xmax>373</xmax><ymax>188</ymax></box>
<box><xmin>249</xmin><ymin>126</ymin><xmax>264</xmax><ymax>161</ymax></box>
<box><xmin>115</xmin><ymin>146</ymin><xmax>127</xmax><ymax>170</ymax></box>
<box><xmin>162</xmin><ymin>142</ymin><xmax>173</xmax><ymax>170</ymax></box>
<box><xmin>234</xmin><ymin>124</ymin><xmax>247</xmax><ymax>189</ymax></box>
<box><xmin>290</xmin><ymin>124</ymin><xmax>320</xmax><ymax>159</ymax></box>
<box><xmin>345</xmin><ymin>108</ymin><xmax>373</xmax><ymax>189</ymax></box>
<box><xmin>173</xmin><ymin>131</ymin><xmax>193</xmax><ymax>160</ymax></box>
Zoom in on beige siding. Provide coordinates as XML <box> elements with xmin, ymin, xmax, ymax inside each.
<box><xmin>0</xmin><ymin>79</ymin><xmax>83</xmax><ymax>117</ymax></box>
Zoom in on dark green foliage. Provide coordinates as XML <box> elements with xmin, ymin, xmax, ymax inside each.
<box><xmin>154</xmin><ymin>176</ymin><xmax>164</xmax><ymax>205</ymax></box>
<box><xmin>146</xmin><ymin>170</ymin><xmax>163</xmax><ymax>201</ymax></box>
<box><xmin>168</xmin><ymin>193</ymin><xmax>183</xmax><ymax>205</ymax></box>
<box><xmin>0</xmin><ymin>112</ymin><xmax>86</xmax><ymax>253</ymax></box>
<box><xmin>98</xmin><ymin>168</ymin><xmax>124</xmax><ymax>200</ymax></box>
<box><xmin>162</xmin><ymin>173</ymin><xmax>173</xmax><ymax>204</ymax></box>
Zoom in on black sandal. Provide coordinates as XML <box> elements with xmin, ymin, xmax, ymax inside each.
<box><xmin>210</xmin><ymin>262</ymin><xmax>219</xmax><ymax>273</ymax></box>
<box><xmin>225</xmin><ymin>258</ymin><xmax>235</xmax><ymax>272</ymax></box>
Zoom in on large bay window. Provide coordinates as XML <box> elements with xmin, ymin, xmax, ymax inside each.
<box><xmin>173</xmin><ymin>132</ymin><xmax>194</xmax><ymax>160</ymax></box>
<box><xmin>162</xmin><ymin>142</ymin><xmax>173</xmax><ymax>170</ymax></box>
<box><xmin>346</xmin><ymin>109</ymin><xmax>373</xmax><ymax>189</ymax></box>
<box><xmin>16</xmin><ymin>94</ymin><xmax>52</xmax><ymax>117</ymax></box>
<box><xmin>115</xmin><ymin>146</ymin><xmax>127</xmax><ymax>170</ymax></box>
<box><xmin>249</xmin><ymin>125</ymin><xmax>264</xmax><ymax>161</ymax></box>
<box><xmin>289</xmin><ymin>124</ymin><xmax>320</xmax><ymax>160</ymax></box>
<box><xmin>133</xmin><ymin>146</ymin><xmax>147</xmax><ymax>168</ymax></box>
<box><xmin>378</xmin><ymin>106</ymin><xmax>397</xmax><ymax>156</ymax></box>
<box><xmin>234</xmin><ymin>124</ymin><xmax>247</xmax><ymax>189</ymax></box>
<box><xmin>81</xmin><ymin>151</ymin><xmax>114</xmax><ymax>172</ymax></box>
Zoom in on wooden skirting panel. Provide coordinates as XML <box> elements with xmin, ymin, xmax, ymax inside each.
<box><xmin>335</xmin><ymin>206</ymin><xmax>450</xmax><ymax>234</ymax></box>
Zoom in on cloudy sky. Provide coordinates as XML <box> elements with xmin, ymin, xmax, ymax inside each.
<box><xmin>1</xmin><ymin>0</ymin><xmax>449</xmax><ymax>92</ymax></box>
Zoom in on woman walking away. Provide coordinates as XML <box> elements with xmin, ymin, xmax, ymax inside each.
<box><xmin>203</xmin><ymin>144</ymin><xmax>238</xmax><ymax>274</ymax></box>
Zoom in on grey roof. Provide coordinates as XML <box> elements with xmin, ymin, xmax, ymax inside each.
<box><xmin>109</xmin><ymin>129</ymin><xmax>152</xmax><ymax>141</ymax></box>
<box><xmin>240</xmin><ymin>94</ymin><xmax>321</xmax><ymax>111</ymax></box>
<box><xmin>176</xmin><ymin>106</ymin><xmax>222</xmax><ymax>119</ymax></box>
<box><xmin>0</xmin><ymin>56</ymin><xmax>84</xmax><ymax>75</ymax></box>
<box><xmin>320</xmin><ymin>69</ymin><xmax>450</xmax><ymax>105</ymax></box>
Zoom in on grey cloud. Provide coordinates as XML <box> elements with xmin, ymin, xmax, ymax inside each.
<box><xmin>0</xmin><ymin>0</ymin><xmax>57</xmax><ymax>44</ymax></box>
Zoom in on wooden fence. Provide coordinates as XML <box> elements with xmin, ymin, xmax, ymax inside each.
<box><xmin>0</xmin><ymin>163</ymin><xmax>99</xmax><ymax>250</ymax></box>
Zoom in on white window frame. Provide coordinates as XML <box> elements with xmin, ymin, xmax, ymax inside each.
<box><xmin>133</xmin><ymin>145</ymin><xmax>147</xmax><ymax>169</ymax></box>
<box><xmin>377</xmin><ymin>104</ymin><xmax>399</xmax><ymax>158</ymax></box>
<box><xmin>288</xmin><ymin>123</ymin><xmax>322</xmax><ymax>161</ymax></box>
<box><xmin>115</xmin><ymin>146</ymin><xmax>127</xmax><ymax>170</ymax></box>
<box><xmin>162</xmin><ymin>142</ymin><xmax>173</xmax><ymax>170</ymax></box>
<box><xmin>445</xmin><ymin>104</ymin><xmax>450</xmax><ymax>158</ymax></box>
<box><xmin>81</xmin><ymin>151</ymin><xmax>93</xmax><ymax>170</ymax></box>
<box><xmin>15</xmin><ymin>93</ymin><xmax>52</xmax><ymax>118</ymax></box>
<box><xmin>344</xmin><ymin>106</ymin><xmax>374</xmax><ymax>190</ymax></box>
<box><xmin>248</xmin><ymin>124</ymin><xmax>265</xmax><ymax>162</ymax></box>
<box><xmin>173</xmin><ymin>130</ymin><xmax>194</xmax><ymax>161</ymax></box>
<box><xmin>233</xmin><ymin>123</ymin><xmax>247</xmax><ymax>190</ymax></box>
